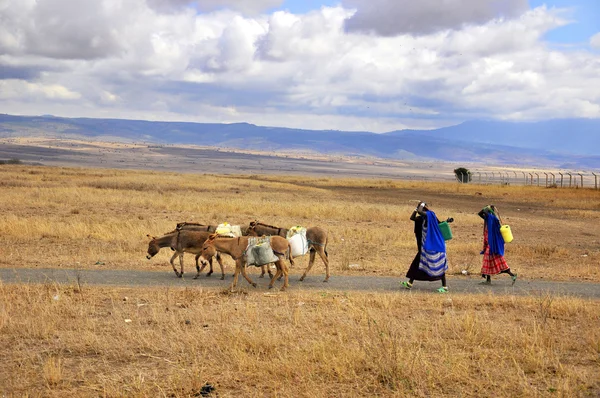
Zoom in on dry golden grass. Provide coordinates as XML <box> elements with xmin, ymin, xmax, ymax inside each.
<box><xmin>0</xmin><ymin>283</ymin><xmax>598</xmax><ymax>397</ymax></box>
<box><xmin>1</xmin><ymin>164</ymin><xmax>600</xmax><ymax>282</ymax></box>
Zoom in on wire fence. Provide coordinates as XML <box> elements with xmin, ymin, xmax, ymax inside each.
<box><xmin>455</xmin><ymin>170</ymin><xmax>600</xmax><ymax>189</ymax></box>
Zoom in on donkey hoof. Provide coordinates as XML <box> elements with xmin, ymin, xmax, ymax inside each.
<box><xmin>323</xmin><ymin>279</ymin><xmax>328</xmax><ymax>283</ymax></box>
<box><xmin>299</xmin><ymin>277</ymin><xmax>305</xmax><ymax>282</ymax></box>
<box><xmin>259</xmin><ymin>274</ymin><xmax>265</xmax><ymax>278</ymax></box>
<box><xmin>178</xmin><ymin>273</ymin><xmax>183</xmax><ymax>278</ymax></box>
<box><xmin>280</xmin><ymin>287</ymin><xmax>287</xmax><ymax>292</ymax></box>
<box><xmin>220</xmin><ymin>276</ymin><xmax>225</xmax><ymax>280</ymax></box>
<box><xmin>252</xmin><ymin>283</ymin><xmax>257</xmax><ymax>288</ymax></box>
<box><xmin>193</xmin><ymin>275</ymin><xmax>199</xmax><ymax>280</ymax></box>
<box><xmin>268</xmin><ymin>285</ymin><xmax>274</xmax><ymax>289</ymax></box>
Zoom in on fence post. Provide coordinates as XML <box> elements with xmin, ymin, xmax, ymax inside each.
<box><xmin>550</xmin><ymin>172</ymin><xmax>555</xmax><ymax>185</ymax></box>
<box><xmin>578</xmin><ymin>173</ymin><xmax>584</xmax><ymax>188</ymax></box>
<box><xmin>544</xmin><ymin>172</ymin><xmax>548</xmax><ymax>187</ymax></box>
<box><xmin>559</xmin><ymin>172</ymin><xmax>563</xmax><ymax>188</ymax></box>
<box><xmin>593</xmin><ymin>172</ymin><xmax>598</xmax><ymax>190</ymax></box>
<box><xmin>534</xmin><ymin>172</ymin><xmax>540</xmax><ymax>186</ymax></box>
<box><xmin>522</xmin><ymin>171</ymin><xmax>527</xmax><ymax>185</ymax></box>
<box><xmin>567</xmin><ymin>173</ymin><xmax>573</xmax><ymax>188</ymax></box>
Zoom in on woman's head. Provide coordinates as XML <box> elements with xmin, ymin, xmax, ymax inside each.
<box><xmin>483</xmin><ymin>204</ymin><xmax>497</xmax><ymax>215</ymax></box>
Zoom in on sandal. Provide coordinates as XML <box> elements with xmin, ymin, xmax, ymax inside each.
<box><xmin>400</xmin><ymin>281</ymin><xmax>412</xmax><ymax>290</ymax></box>
<box><xmin>437</xmin><ymin>287</ymin><xmax>449</xmax><ymax>294</ymax></box>
<box><xmin>511</xmin><ymin>274</ymin><xmax>518</xmax><ymax>286</ymax></box>
<box><xmin>479</xmin><ymin>280</ymin><xmax>492</xmax><ymax>285</ymax></box>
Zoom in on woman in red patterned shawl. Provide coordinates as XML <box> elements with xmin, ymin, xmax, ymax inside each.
<box><xmin>478</xmin><ymin>205</ymin><xmax>517</xmax><ymax>285</ymax></box>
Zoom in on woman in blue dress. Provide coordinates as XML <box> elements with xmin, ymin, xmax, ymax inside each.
<box><xmin>400</xmin><ymin>201</ymin><xmax>449</xmax><ymax>293</ymax></box>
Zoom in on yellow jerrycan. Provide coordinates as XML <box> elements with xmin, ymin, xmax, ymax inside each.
<box><xmin>500</xmin><ymin>225</ymin><xmax>513</xmax><ymax>243</ymax></box>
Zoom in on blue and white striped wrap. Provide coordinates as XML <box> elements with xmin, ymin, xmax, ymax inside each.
<box><xmin>418</xmin><ymin>211</ymin><xmax>448</xmax><ymax>277</ymax></box>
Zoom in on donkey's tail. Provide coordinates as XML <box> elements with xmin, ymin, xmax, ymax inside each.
<box><xmin>287</xmin><ymin>241</ymin><xmax>295</xmax><ymax>267</ymax></box>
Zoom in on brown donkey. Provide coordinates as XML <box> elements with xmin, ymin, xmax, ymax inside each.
<box><xmin>199</xmin><ymin>234</ymin><xmax>294</xmax><ymax>291</ymax></box>
<box><xmin>246</xmin><ymin>221</ymin><xmax>330</xmax><ymax>282</ymax></box>
<box><xmin>175</xmin><ymin>222</ymin><xmax>218</xmax><ymax>233</ymax></box>
<box><xmin>146</xmin><ymin>230</ymin><xmax>225</xmax><ymax>279</ymax></box>
<box><xmin>175</xmin><ymin>221</ymin><xmax>273</xmax><ymax>278</ymax></box>
<box><xmin>177</xmin><ymin>222</ymin><xmax>272</xmax><ymax>279</ymax></box>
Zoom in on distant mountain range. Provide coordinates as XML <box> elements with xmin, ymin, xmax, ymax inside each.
<box><xmin>1</xmin><ymin>114</ymin><xmax>599</xmax><ymax>169</ymax></box>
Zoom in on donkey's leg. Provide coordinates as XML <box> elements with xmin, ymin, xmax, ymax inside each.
<box><xmin>169</xmin><ymin>252</ymin><xmax>180</xmax><ymax>277</ymax></box>
<box><xmin>230</xmin><ymin>259</ymin><xmax>242</xmax><ymax>291</ymax></box>
<box><xmin>316</xmin><ymin>246</ymin><xmax>330</xmax><ymax>282</ymax></box>
<box><xmin>215</xmin><ymin>253</ymin><xmax>225</xmax><ymax>280</ymax></box>
<box><xmin>206</xmin><ymin>256</ymin><xmax>214</xmax><ymax>277</ymax></box>
<box><xmin>269</xmin><ymin>261</ymin><xmax>282</xmax><ymax>289</ymax></box>
<box><xmin>275</xmin><ymin>262</ymin><xmax>282</xmax><ymax>281</ymax></box>
<box><xmin>194</xmin><ymin>254</ymin><xmax>209</xmax><ymax>279</ymax></box>
<box><xmin>259</xmin><ymin>265</ymin><xmax>266</xmax><ymax>278</ymax></box>
<box><xmin>280</xmin><ymin>258</ymin><xmax>289</xmax><ymax>291</ymax></box>
<box><xmin>299</xmin><ymin>249</ymin><xmax>317</xmax><ymax>282</ymax></box>
<box><xmin>178</xmin><ymin>252</ymin><xmax>184</xmax><ymax>278</ymax></box>
<box><xmin>239</xmin><ymin>260</ymin><xmax>257</xmax><ymax>288</ymax></box>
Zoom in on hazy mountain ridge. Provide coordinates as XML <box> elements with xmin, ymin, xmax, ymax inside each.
<box><xmin>1</xmin><ymin>114</ymin><xmax>599</xmax><ymax>168</ymax></box>
<box><xmin>387</xmin><ymin>119</ymin><xmax>600</xmax><ymax>156</ymax></box>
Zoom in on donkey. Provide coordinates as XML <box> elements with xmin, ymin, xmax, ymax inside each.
<box><xmin>199</xmin><ymin>234</ymin><xmax>294</xmax><ymax>291</ymax></box>
<box><xmin>175</xmin><ymin>222</ymin><xmax>218</xmax><ymax>233</ymax></box>
<box><xmin>246</xmin><ymin>221</ymin><xmax>330</xmax><ymax>282</ymax></box>
<box><xmin>177</xmin><ymin>222</ymin><xmax>272</xmax><ymax>279</ymax></box>
<box><xmin>146</xmin><ymin>230</ymin><xmax>225</xmax><ymax>279</ymax></box>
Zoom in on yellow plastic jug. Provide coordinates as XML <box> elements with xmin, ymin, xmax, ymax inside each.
<box><xmin>500</xmin><ymin>225</ymin><xmax>513</xmax><ymax>243</ymax></box>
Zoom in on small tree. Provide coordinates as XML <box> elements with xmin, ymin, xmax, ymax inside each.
<box><xmin>454</xmin><ymin>167</ymin><xmax>472</xmax><ymax>183</ymax></box>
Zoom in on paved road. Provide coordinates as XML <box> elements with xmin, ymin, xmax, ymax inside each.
<box><xmin>1</xmin><ymin>268</ymin><xmax>600</xmax><ymax>299</ymax></box>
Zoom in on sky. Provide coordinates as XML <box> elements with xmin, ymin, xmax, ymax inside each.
<box><xmin>0</xmin><ymin>0</ymin><xmax>599</xmax><ymax>133</ymax></box>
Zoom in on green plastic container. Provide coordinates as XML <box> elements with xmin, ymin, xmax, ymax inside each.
<box><xmin>438</xmin><ymin>221</ymin><xmax>453</xmax><ymax>241</ymax></box>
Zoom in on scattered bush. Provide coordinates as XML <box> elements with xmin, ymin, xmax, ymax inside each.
<box><xmin>0</xmin><ymin>158</ymin><xmax>22</xmax><ymax>165</ymax></box>
<box><xmin>454</xmin><ymin>167</ymin><xmax>472</xmax><ymax>183</ymax></box>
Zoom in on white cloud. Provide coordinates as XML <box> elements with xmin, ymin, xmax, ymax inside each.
<box><xmin>0</xmin><ymin>79</ymin><xmax>81</xmax><ymax>100</ymax></box>
<box><xmin>147</xmin><ymin>0</ymin><xmax>282</xmax><ymax>14</ymax></box>
<box><xmin>0</xmin><ymin>1</ymin><xmax>598</xmax><ymax>134</ymax></box>
<box><xmin>591</xmin><ymin>32</ymin><xmax>600</xmax><ymax>49</ymax></box>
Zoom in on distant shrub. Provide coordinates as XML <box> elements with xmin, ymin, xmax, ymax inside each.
<box><xmin>454</xmin><ymin>167</ymin><xmax>472</xmax><ymax>183</ymax></box>
<box><xmin>0</xmin><ymin>158</ymin><xmax>22</xmax><ymax>165</ymax></box>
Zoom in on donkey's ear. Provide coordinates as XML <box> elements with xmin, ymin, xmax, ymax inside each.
<box><xmin>146</xmin><ymin>234</ymin><xmax>156</xmax><ymax>240</ymax></box>
<box><xmin>208</xmin><ymin>233</ymin><xmax>217</xmax><ymax>241</ymax></box>
<box><xmin>249</xmin><ymin>221</ymin><xmax>256</xmax><ymax>227</ymax></box>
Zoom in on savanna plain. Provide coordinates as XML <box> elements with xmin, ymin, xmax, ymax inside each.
<box><xmin>1</xmin><ymin>164</ymin><xmax>600</xmax><ymax>397</ymax></box>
